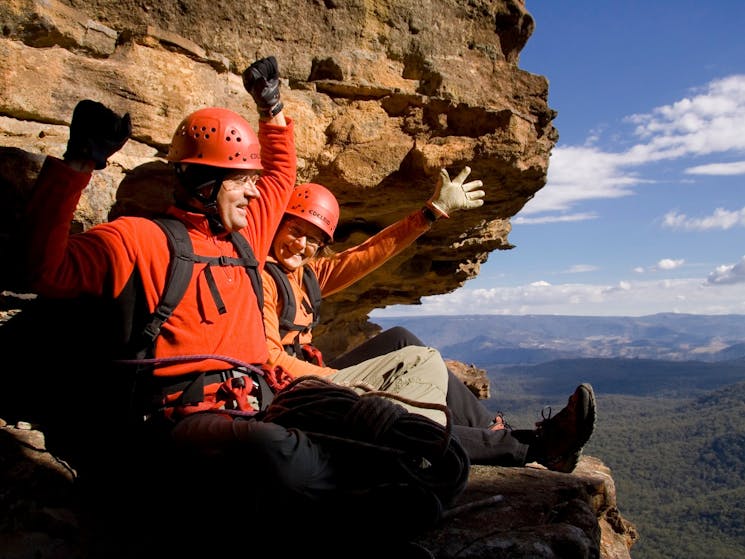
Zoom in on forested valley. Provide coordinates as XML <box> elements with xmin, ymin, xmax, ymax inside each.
<box><xmin>480</xmin><ymin>360</ymin><xmax>745</xmax><ymax>559</ymax></box>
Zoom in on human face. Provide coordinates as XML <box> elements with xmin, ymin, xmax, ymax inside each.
<box><xmin>216</xmin><ymin>170</ymin><xmax>261</xmax><ymax>231</ymax></box>
<box><xmin>272</xmin><ymin>217</ymin><xmax>326</xmax><ymax>271</ymax></box>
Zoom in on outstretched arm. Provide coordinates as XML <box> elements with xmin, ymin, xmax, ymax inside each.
<box><xmin>313</xmin><ymin>166</ymin><xmax>486</xmax><ymax>296</ymax></box>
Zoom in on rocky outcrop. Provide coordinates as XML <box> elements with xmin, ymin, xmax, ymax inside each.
<box><xmin>420</xmin><ymin>458</ymin><xmax>638</xmax><ymax>558</ymax></box>
<box><xmin>1</xmin><ymin>417</ymin><xmax>637</xmax><ymax>559</ymax></box>
<box><xmin>446</xmin><ymin>360</ymin><xmax>491</xmax><ymax>400</ymax></box>
<box><xmin>0</xmin><ymin>0</ymin><xmax>555</xmax><ymax>355</ymax></box>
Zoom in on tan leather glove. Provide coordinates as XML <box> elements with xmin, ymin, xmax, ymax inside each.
<box><xmin>426</xmin><ymin>166</ymin><xmax>485</xmax><ymax>219</ymax></box>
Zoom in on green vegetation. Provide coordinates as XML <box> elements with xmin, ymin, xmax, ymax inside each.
<box><xmin>480</xmin><ymin>365</ymin><xmax>745</xmax><ymax>559</ymax></box>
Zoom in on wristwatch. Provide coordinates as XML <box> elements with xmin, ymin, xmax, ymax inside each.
<box><xmin>421</xmin><ymin>206</ymin><xmax>438</xmax><ymax>223</ymax></box>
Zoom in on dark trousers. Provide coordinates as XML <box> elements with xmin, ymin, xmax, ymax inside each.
<box><xmin>328</xmin><ymin>327</ymin><xmax>528</xmax><ymax>465</ymax></box>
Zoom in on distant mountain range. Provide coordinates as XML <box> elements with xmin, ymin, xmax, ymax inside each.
<box><xmin>377</xmin><ymin>313</ymin><xmax>745</xmax><ymax>558</ymax></box>
<box><xmin>372</xmin><ymin>313</ymin><xmax>745</xmax><ymax>365</ymax></box>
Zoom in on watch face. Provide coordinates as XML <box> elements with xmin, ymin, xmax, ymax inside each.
<box><xmin>423</xmin><ymin>206</ymin><xmax>438</xmax><ymax>222</ymax></box>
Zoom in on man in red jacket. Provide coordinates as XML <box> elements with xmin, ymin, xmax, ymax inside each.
<box><xmin>23</xmin><ymin>55</ymin><xmax>475</xmax><ymax>558</ymax></box>
<box><xmin>24</xmin><ymin>56</ymin><xmax>382</xmax><ymax>554</ymax></box>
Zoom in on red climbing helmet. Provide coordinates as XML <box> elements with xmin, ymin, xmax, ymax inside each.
<box><xmin>285</xmin><ymin>183</ymin><xmax>340</xmax><ymax>241</ymax></box>
<box><xmin>167</xmin><ymin>107</ymin><xmax>262</xmax><ymax>170</ymax></box>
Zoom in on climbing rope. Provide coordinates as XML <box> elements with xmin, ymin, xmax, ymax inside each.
<box><xmin>262</xmin><ymin>376</ymin><xmax>470</xmax><ymax>509</ymax></box>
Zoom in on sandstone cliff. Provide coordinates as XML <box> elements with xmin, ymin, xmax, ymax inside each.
<box><xmin>0</xmin><ymin>0</ymin><xmax>555</xmax><ymax>354</ymax></box>
<box><xmin>0</xmin><ymin>1</ymin><xmax>636</xmax><ymax>557</ymax></box>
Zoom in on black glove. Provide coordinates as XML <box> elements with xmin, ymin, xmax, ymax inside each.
<box><xmin>242</xmin><ymin>56</ymin><xmax>283</xmax><ymax>118</ymax></box>
<box><xmin>63</xmin><ymin>99</ymin><xmax>132</xmax><ymax>170</ymax></box>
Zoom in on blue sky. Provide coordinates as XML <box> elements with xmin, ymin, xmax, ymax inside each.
<box><xmin>373</xmin><ymin>0</ymin><xmax>745</xmax><ymax>318</ymax></box>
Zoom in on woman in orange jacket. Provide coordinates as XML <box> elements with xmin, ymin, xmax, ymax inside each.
<box><xmin>262</xmin><ymin>178</ymin><xmax>597</xmax><ymax>472</ymax></box>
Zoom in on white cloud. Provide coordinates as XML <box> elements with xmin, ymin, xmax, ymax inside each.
<box><xmin>519</xmin><ymin>74</ymin><xmax>745</xmax><ymax>221</ymax></box>
<box><xmin>707</xmin><ymin>256</ymin><xmax>745</xmax><ymax>285</ymax></box>
<box><xmin>564</xmin><ymin>264</ymin><xmax>598</xmax><ymax>273</ymax></box>
<box><xmin>513</xmin><ymin>212</ymin><xmax>597</xmax><ymax>225</ymax></box>
<box><xmin>633</xmin><ymin>259</ymin><xmax>685</xmax><ymax>273</ymax></box>
<box><xmin>519</xmin><ymin>146</ymin><xmax>641</xmax><ymax>216</ymax></box>
<box><xmin>371</xmin><ymin>276</ymin><xmax>745</xmax><ymax>318</ymax></box>
<box><xmin>663</xmin><ymin>207</ymin><xmax>745</xmax><ymax>230</ymax></box>
<box><xmin>626</xmin><ymin>75</ymin><xmax>745</xmax><ymax>160</ymax></box>
<box><xmin>657</xmin><ymin>258</ymin><xmax>685</xmax><ymax>270</ymax></box>
<box><xmin>685</xmin><ymin>160</ymin><xmax>745</xmax><ymax>175</ymax></box>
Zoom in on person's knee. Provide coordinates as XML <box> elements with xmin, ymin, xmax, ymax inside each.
<box><xmin>384</xmin><ymin>326</ymin><xmax>424</xmax><ymax>347</ymax></box>
<box><xmin>390</xmin><ymin>346</ymin><xmax>449</xmax><ymax>399</ymax></box>
<box><xmin>399</xmin><ymin>346</ymin><xmax>448</xmax><ymax>378</ymax></box>
<box><xmin>233</xmin><ymin>420</ymin><xmax>337</xmax><ymax>496</ymax></box>
<box><xmin>397</xmin><ymin>344</ymin><xmax>441</xmax><ymax>360</ymax></box>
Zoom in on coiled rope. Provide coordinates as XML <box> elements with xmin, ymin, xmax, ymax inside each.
<box><xmin>262</xmin><ymin>375</ymin><xmax>470</xmax><ymax>508</ymax></box>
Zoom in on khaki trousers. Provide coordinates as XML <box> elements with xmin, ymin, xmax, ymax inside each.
<box><xmin>330</xmin><ymin>345</ymin><xmax>449</xmax><ymax>425</ymax></box>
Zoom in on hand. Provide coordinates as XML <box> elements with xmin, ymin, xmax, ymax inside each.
<box><xmin>242</xmin><ymin>56</ymin><xmax>283</xmax><ymax>118</ymax></box>
<box><xmin>63</xmin><ymin>100</ymin><xmax>131</xmax><ymax>170</ymax></box>
<box><xmin>426</xmin><ymin>166</ymin><xmax>485</xmax><ymax>218</ymax></box>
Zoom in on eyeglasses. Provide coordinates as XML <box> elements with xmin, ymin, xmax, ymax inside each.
<box><xmin>222</xmin><ymin>171</ymin><xmax>261</xmax><ymax>190</ymax></box>
<box><xmin>286</xmin><ymin>222</ymin><xmax>325</xmax><ymax>251</ymax></box>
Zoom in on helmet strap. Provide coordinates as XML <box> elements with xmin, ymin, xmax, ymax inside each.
<box><xmin>206</xmin><ymin>213</ymin><xmax>226</xmax><ymax>234</ymax></box>
<box><xmin>175</xmin><ymin>163</ymin><xmax>228</xmax><ymax>204</ymax></box>
<box><xmin>174</xmin><ymin>163</ymin><xmax>227</xmax><ymax>233</ymax></box>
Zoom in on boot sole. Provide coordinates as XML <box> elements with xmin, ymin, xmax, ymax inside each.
<box><xmin>574</xmin><ymin>383</ymin><xmax>597</xmax><ymax>449</ymax></box>
<box><xmin>547</xmin><ymin>383</ymin><xmax>596</xmax><ymax>473</ymax></box>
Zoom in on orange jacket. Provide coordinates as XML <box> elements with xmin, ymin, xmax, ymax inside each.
<box><xmin>262</xmin><ymin>208</ymin><xmax>431</xmax><ymax>378</ymax></box>
<box><xmin>28</xmin><ymin>119</ymin><xmax>296</xmax><ymax>377</ymax></box>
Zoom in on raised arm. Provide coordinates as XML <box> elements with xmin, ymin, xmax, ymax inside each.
<box><xmin>26</xmin><ymin>100</ymin><xmax>132</xmax><ymax>295</ymax></box>
<box><xmin>240</xmin><ymin>56</ymin><xmax>297</xmax><ymax>262</ymax></box>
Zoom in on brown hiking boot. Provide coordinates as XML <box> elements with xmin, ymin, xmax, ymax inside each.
<box><xmin>530</xmin><ymin>383</ymin><xmax>597</xmax><ymax>473</ymax></box>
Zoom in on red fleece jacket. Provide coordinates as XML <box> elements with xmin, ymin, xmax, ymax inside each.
<box><xmin>28</xmin><ymin>119</ymin><xmax>296</xmax><ymax>377</ymax></box>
